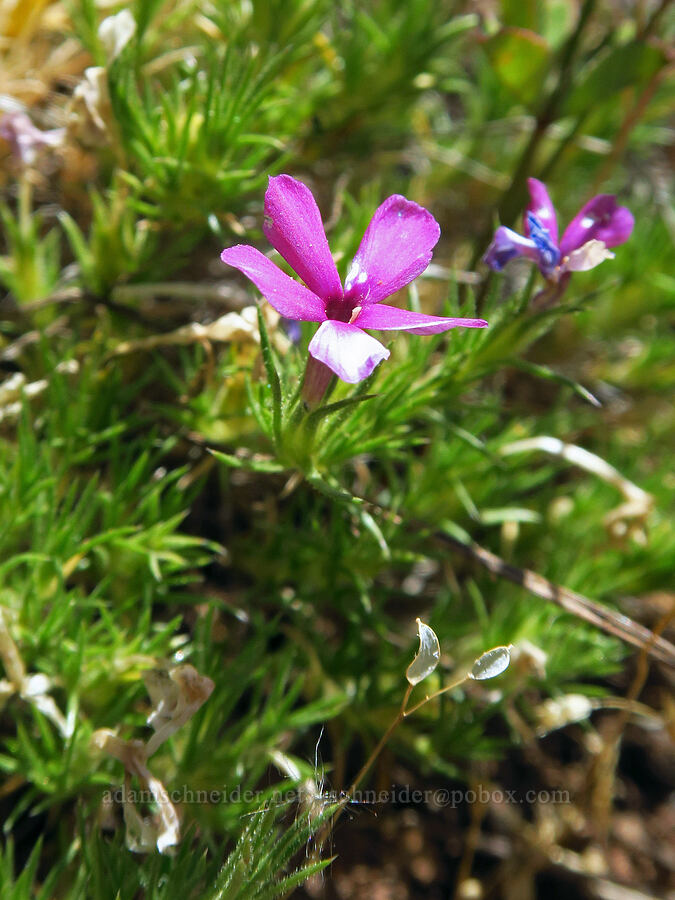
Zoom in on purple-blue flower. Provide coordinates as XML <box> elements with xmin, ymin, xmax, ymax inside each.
<box><xmin>483</xmin><ymin>178</ymin><xmax>634</xmax><ymax>282</ymax></box>
<box><xmin>221</xmin><ymin>175</ymin><xmax>487</xmax><ymax>384</ymax></box>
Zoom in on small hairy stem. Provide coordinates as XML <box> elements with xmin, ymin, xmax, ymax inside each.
<box><xmin>316</xmin><ymin>684</ymin><xmax>414</xmax><ymax>852</ymax></box>
<box><xmin>18</xmin><ymin>175</ymin><xmax>32</xmax><ymax>234</ymax></box>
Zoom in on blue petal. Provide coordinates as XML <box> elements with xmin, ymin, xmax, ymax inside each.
<box><xmin>526</xmin><ymin>213</ymin><xmax>561</xmax><ymax>272</ymax></box>
<box><xmin>483</xmin><ymin>226</ymin><xmax>540</xmax><ymax>271</ymax></box>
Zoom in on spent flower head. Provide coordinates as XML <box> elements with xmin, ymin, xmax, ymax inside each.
<box><xmin>221</xmin><ymin>175</ymin><xmax>487</xmax><ymax>387</ymax></box>
<box><xmin>483</xmin><ymin>177</ymin><xmax>634</xmax><ymax>282</ymax></box>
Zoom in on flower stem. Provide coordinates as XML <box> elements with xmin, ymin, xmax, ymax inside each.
<box><xmin>470</xmin><ymin>0</ymin><xmax>597</xmax><ymax>280</ymax></box>
<box><xmin>301</xmin><ymin>355</ymin><xmax>334</xmax><ymax>409</ymax></box>
<box><xmin>18</xmin><ymin>175</ymin><xmax>32</xmax><ymax>235</ymax></box>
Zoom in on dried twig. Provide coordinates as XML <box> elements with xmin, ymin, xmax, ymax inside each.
<box><xmin>438</xmin><ymin>532</ymin><xmax>675</xmax><ymax>667</ymax></box>
<box><xmin>221</xmin><ymin>463</ymin><xmax>674</xmax><ymax>666</ymax></box>
<box><xmin>304</xmin><ymin>477</ymin><xmax>675</xmax><ymax>666</ymax></box>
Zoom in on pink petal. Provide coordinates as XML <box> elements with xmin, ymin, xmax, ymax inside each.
<box><xmin>221</xmin><ymin>245</ymin><xmax>326</xmax><ymax>321</ymax></box>
<box><xmin>355</xmin><ymin>303</ymin><xmax>488</xmax><ymax>334</ymax></box>
<box><xmin>344</xmin><ymin>195</ymin><xmax>440</xmax><ymax>306</ymax></box>
<box><xmin>560</xmin><ymin>195</ymin><xmax>634</xmax><ymax>256</ymax></box>
<box><xmin>308</xmin><ymin>320</ymin><xmax>389</xmax><ymax>383</ymax></box>
<box><xmin>524</xmin><ymin>178</ymin><xmax>558</xmax><ymax>245</ymax></box>
<box><xmin>263</xmin><ymin>175</ymin><xmax>343</xmax><ymax>301</ymax></box>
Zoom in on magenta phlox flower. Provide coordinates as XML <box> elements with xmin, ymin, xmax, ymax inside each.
<box><xmin>0</xmin><ymin>111</ymin><xmax>65</xmax><ymax>166</ymax></box>
<box><xmin>483</xmin><ymin>178</ymin><xmax>634</xmax><ymax>282</ymax></box>
<box><xmin>221</xmin><ymin>175</ymin><xmax>488</xmax><ymax>384</ymax></box>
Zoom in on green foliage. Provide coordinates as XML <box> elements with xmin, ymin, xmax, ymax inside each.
<box><xmin>0</xmin><ymin>0</ymin><xmax>673</xmax><ymax>895</ymax></box>
<box><xmin>59</xmin><ymin>181</ymin><xmax>158</xmax><ymax>295</ymax></box>
<box><xmin>562</xmin><ymin>40</ymin><xmax>667</xmax><ymax>116</ymax></box>
<box><xmin>0</xmin><ymin>195</ymin><xmax>61</xmax><ymax>304</ymax></box>
<box><xmin>208</xmin><ymin>804</ymin><xmax>335</xmax><ymax>900</ymax></box>
<box><xmin>482</xmin><ymin>28</ymin><xmax>551</xmax><ymax>107</ymax></box>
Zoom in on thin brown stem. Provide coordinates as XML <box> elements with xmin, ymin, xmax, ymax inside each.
<box><xmin>315</xmin><ymin>683</ymin><xmax>414</xmax><ymax>852</ymax></box>
<box><xmin>345</xmin><ymin>682</ymin><xmax>413</xmax><ymax>800</ymax></box>
<box><xmin>403</xmin><ymin>673</ymin><xmax>470</xmax><ymax>718</ymax></box>
<box><xmin>590</xmin><ymin>64</ymin><xmax>670</xmax><ymax>195</ymax></box>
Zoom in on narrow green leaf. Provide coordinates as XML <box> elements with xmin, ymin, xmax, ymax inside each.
<box><xmin>357</xmin><ymin>507</ymin><xmax>391</xmax><ymax>559</ymax></box>
<box><xmin>479</xmin><ymin>507</ymin><xmax>541</xmax><ymax>525</ymax></box>
<box><xmin>209</xmin><ymin>449</ymin><xmax>284</xmax><ymax>473</ymax></box>
<box><xmin>305</xmin><ymin>393</ymin><xmax>376</xmax><ymax>430</ymax></box>
<box><xmin>256</xmin><ymin>305</ymin><xmax>282</xmax><ymax>448</ymax></box>
<box><xmin>508</xmin><ymin>358</ymin><xmax>601</xmax><ymax>407</ymax></box>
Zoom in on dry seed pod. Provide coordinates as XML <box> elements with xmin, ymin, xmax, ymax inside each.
<box><xmin>469</xmin><ymin>645</ymin><xmax>511</xmax><ymax>681</ymax></box>
<box><xmin>406</xmin><ymin>618</ymin><xmax>441</xmax><ymax>686</ymax></box>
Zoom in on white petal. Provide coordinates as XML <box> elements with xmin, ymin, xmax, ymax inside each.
<box><xmin>308</xmin><ymin>320</ymin><xmax>389</xmax><ymax>383</ymax></box>
<box><xmin>563</xmin><ymin>239</ymin><xmax>615</xmax><ymax>272</ymax></box>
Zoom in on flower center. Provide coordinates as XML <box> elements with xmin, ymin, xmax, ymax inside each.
<box><xmin>325</xmin><ymin>298</ymin><xmax>357</xmax><ymax>323</ymax></box>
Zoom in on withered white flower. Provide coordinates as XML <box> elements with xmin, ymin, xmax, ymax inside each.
<box><xmin>144</xmin><ymin>664</ymin><xmax>214</xmax><ymax>756</ymax></box>
<box><xmin>92</xmin><ymin>663</ymin><xmax>214</xmax><ymax>854</ymax></box>
<box><xmin>68</xmin><ymin>67</ymin><xmax>112</xmax><ymax>147</ymax></box>
<box><xmin>98</xmin><ymin>8</ymin><xmax>136</xmax><ymax>63</ymax></box>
